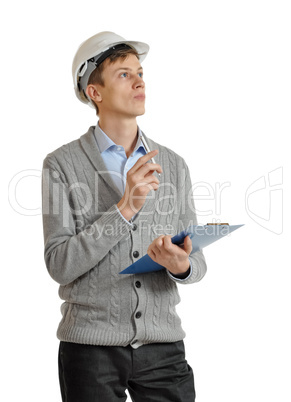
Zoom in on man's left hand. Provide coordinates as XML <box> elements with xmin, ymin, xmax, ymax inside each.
<box><xmin>147</xmin><ymin>235</ymin><xmax>192</xmax><ymax>276</ymax></box>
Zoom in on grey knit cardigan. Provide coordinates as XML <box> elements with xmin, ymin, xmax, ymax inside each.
<box><xmin>42</xmin><ymin>126</ymin><xmax>207</xmax><ymax>347</ymax></box>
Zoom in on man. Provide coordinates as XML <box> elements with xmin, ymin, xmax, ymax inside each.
<box><xmin>42</xmin><ymin>31</ymin><xmax>207</xmax><ymax>402</ymax></box>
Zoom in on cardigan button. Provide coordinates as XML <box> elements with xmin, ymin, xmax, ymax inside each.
<box><xmin>135</xmin><ymin>281</ymin><xmax>141</xmax><ymax>288</ymax></box>
<box><xmin>135</xmin><ymin>311</ymin><xmax>142</xmax><ymax>319</ymax></box>
<box><xmin>132</xmin><ymin>224</ymin><xmax>137</xmax><ymax>231</ymax></box>
<box><xmin>133</xmin><ymin>251</ymin><xmax>139</xmax><ymax>258</ymax></box>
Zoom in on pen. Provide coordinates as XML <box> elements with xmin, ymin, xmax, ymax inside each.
<box><xmin>140</xmin><ymin>134</ymin><xmax>161</xmax><ymax>177</ymax></box>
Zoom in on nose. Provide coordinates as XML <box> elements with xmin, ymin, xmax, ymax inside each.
<box><xmin>134</xmin><ymin>75</ymin><xmax>145</xmax><ymax>89</ymax></box>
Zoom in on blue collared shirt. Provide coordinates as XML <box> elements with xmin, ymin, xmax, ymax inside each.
<box><xmin>94</xmin><ymin>123</ymin><xmax>146</xmax><ymax>196</ymax></box>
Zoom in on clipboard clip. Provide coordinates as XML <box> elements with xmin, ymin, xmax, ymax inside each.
<box><xmin>206</xmin><ymin>223</ymin><xmax>229</xmax><ymax>226</ymax></box>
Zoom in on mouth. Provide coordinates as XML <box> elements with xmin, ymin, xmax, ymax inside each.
<box><xmin>134</xmin><ymin>94</ymin><xmax>146</xmax><ymax>100</ymax></box>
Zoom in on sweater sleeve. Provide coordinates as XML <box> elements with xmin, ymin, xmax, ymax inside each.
<box><xmin>166</xmin><ymin>161</ymin><xmax>207</xmax><ymax>285</ymax></box>
<box><xmin>42</xmin><ymin>155</ymin><xmax>133</xmax><ymax>286</ymax></box>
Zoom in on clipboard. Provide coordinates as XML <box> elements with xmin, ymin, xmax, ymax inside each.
<box><xmin>119</xmin><ymin>224</ymin><xmax>244</xmax><ymax>275</ymax></box>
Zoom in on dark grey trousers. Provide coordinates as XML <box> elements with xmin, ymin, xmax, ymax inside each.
<box><xmin>58</xmin><ymin>340</ymin><xmax>195</xmax><ymax>401</ymax></box>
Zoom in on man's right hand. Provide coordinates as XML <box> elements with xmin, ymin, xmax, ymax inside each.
<box><xmin>117</xmin><ymin>150</ymin><xmax>162</xmax><ymax>221</ymax></box>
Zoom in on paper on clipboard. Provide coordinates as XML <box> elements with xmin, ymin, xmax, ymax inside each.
<box><xmin>119</xmin><ymin>224</ymin><xmax>244</xmax><ymax>275</ymax></box>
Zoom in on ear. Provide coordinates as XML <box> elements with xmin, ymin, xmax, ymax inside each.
<box><xmin>86</xmin><ymin>84</ymin><xmax>102</xmax><ymax>104</ymax></box>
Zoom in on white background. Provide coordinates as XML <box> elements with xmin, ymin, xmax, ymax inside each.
<box><xmin>2</xmin><ymin>0</ymin><xmax>290</xmax><ymax>401</ymax></box>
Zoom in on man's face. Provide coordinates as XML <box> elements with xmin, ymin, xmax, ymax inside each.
<box><xmin>96</xmin><ymin>54</ymin><xmax>146</xmax><ymax>119</ymax></box>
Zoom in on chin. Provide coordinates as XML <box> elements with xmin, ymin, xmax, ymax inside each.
<box><xmin>123</xmin><ymin>105</ymin><xmax>145</xmax><ymax>118</ymax></box>
<box><xmin>136</xmin><ymin>106</ymin><xmax>146</xmax><ymax>116</ymax></box>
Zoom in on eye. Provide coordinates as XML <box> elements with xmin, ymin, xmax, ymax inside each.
<box><xmin>120</xmin><ymin>72</ymin><xmax>128</xmax><ymax>78</ymax></box>
<box><xmin>138</xmin><ymin>72</ymin><xmax>143</xmax><ymax>78</ymax></box>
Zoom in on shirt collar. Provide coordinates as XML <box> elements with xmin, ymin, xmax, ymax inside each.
<box><xmin>94</xmin><ymin>123</ymin><xmax>116</xmax><ymax>153</ymax></box>
<box><xmin>94</xmin><ymin>123</ymin><xmax>146</xmax><ymax>154</ymax></box>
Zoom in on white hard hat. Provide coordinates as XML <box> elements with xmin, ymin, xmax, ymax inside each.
<box><xmin>72</xmin><ymin>31</ymin><xmax>149</xmax><ymax>106</ymax></box>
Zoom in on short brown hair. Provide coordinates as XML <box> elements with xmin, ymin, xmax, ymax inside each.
<box><xmin>87</xmin><ymin>47</ymin><xmax>140</xmax><ymax>115</ymax></box>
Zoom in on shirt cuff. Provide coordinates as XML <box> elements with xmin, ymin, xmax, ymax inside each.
<box><xmin>167</xmin><ymin>260</ymin><xmax>193</xmax><ymax>282</ymax></box>
<box><xmin>114</xmin><ymin>204</ymin><xmax>138</xmax><ymax>229</ymax></box>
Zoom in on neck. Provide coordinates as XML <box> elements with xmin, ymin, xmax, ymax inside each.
<box><xmin>98</xmin><ymin>115</ymin><xmax>138</xmax><ymax>157</ymax></box>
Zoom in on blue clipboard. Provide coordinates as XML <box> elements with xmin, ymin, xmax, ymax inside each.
<box><xmin>120</xmin><ymin>224</ymin><xmax>244</xmax><ymax>275</ymax></box>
